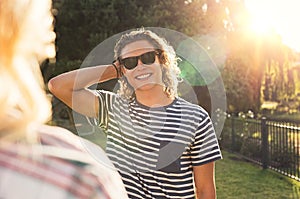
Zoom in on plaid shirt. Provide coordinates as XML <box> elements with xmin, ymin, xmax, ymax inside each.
<box><xmin>0</xmin><ymin>125</ymin><xmax>128</xmax><ymax>199</ymax></box>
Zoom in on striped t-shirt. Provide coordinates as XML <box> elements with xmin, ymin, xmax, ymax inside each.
<box><xmin>95</xmin><ymin>90</ymin><xmax>222</xmax><ymax>199</ymax></box>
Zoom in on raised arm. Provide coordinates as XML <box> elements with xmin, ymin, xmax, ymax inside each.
<box><xmin>48</xmin><ymin>64</ymin><xmax>119</xmax><ymax>118</ymax></box>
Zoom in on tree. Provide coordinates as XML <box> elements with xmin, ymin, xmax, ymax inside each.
<box><xmin>48</xmin><ymin>0</ymin><xmax>251</xmax><ymax>115</ymax></box>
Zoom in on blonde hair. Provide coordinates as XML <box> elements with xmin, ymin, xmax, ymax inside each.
<box><xmin>114</xmin><ymin>29</ymin><xmax>181</xmax><ymax>100</ymax></box>
<box><xmin>0</xmin><ymin>0</ymin><xmax>54</xmax><ymax>140</ymax></box>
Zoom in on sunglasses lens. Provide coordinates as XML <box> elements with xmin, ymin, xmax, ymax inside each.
<box><xmin>141</xmin><ymin>51</ymin><xmax>156</xmax><ymax>65</ymax></box>
<box><xmin>123</xmin><ymin>58</ymin><xmax>138</xmax><ymax>70</ymax></box>
<box><xmin>121</xmin><ymin>51</ymin><xmax>158</xmax><ymax>70</ymax></box>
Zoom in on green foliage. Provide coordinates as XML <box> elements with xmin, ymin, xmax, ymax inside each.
<box><xmin>222</xmin><ymin>58</ymin><xmax>257</xmax><ymax>112</ymax></box>
<box><xmin>51</xmin><ymin>0</ymin><xmax>232</xmax><ymax>74</ymax></box>
<box><xmin>54</xmin><ymin>0</ymin><xmax>118</xmax><ymax>61</ymax></box>
<box><xmin>48</xmin><ymin>0</ymin><xmax>299</xmax><ymax>114</ymax></box>
<box><xmin>240</xmin><ymin>137</ymin><xmax>261</xmax><ymax>158</ymax></box>
<box><xmin>262</xmin><ymin>60</ymin><xmax>296</xmax><ymax>103</ymax></box>
<box><xmin>44</xmin><ymin>59</ymin><xmax>82</xmax><ymax>81</ymax></box>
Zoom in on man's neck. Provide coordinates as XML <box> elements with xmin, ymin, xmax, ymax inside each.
<box><xmin>135</xmin><ymin>86</ymin><xmax>174</xmax><ymax>108</ymax></box>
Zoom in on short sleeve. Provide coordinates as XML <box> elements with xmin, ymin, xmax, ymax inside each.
<box><xmin>190</xmin><ymin>113</ymin><xmax>222</xmax><ymax>166</ymax></box>
<box><xmin>86</xmin><ymin>90</ymin><xmax>115</xmax><ymax>130</ymax></box>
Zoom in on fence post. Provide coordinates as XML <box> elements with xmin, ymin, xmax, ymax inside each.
<box><xmin>261</xmin><ymin>117</ymin><xmax>269</xmax><ymax>169</ymax></box>
<box><xmin>231</xmin><ymin>116</ymin><xmax>235</xmax><ymax>152</ymax></box>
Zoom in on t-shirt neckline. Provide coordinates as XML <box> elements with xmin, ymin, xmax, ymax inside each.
<box><xmin>132</xmin><ymin>97</ymin><xmax>178</xmax><ymax>110</ymax></box>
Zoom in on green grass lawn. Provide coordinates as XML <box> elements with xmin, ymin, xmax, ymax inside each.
<box><xmin>216</xmin><ymin>150</ymin><xmax>300</xmax><ymax>199</ymax></box>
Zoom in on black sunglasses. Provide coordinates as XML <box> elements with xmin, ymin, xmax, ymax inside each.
<box><xmin>118</xmin><ymin>51</ymin><xmax>160</xmax><ymax>70</ymax></box>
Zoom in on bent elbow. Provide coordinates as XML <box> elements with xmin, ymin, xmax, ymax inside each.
<box><xmin>47</xmin><ymin>76</ymin><xmax>69</xmax><ymax>99</ymax></box>
<box><xmin>47</xmin><ymin>75</ymin><xmax>74</xmax><ymax>109</ymax></box>
<box><xmin>47</xmin><ymin>77</ymin><xmax>59</xmax><ymax>95</ymax></box>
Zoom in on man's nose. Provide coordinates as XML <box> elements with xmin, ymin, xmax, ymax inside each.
<box><xmin>136</xmin><ymin>58</ymin><xmax>145</xmax><ymax>68</ymax></box>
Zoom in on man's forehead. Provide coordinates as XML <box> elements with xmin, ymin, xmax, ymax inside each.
<box><xmin>120</xmin><ymin>46</ymin><xmax>155</xmax><ymax>58</ymax></box>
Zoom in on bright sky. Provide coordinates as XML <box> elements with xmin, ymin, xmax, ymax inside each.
<box><xmin>245</xmin><ymin>0</ymin><xmax>300</xmax><ymax>52</ymax></box>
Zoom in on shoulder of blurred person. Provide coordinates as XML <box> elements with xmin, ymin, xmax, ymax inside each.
<box><xmin>0</xmin><ymin>0</ymin><xmax>128</xmax><ymax>198</ymax></box>
<box><xmin>0</xmin><ymin>124</ymin><xmax>128</xmax><ymax>199</ymax></box>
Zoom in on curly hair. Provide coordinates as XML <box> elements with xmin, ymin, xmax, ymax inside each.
<box><xmin>114</xmin><ymin>28</ymin><xmax>181</xmax><ymax>100</ymax></box>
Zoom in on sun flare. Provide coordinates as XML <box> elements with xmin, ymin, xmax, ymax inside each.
<box><xmin>245</xmin><ymin>0</ymin><xmax>300</xmax><ymax>52</ymax></box>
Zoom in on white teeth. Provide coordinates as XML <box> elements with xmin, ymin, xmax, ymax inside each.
<box><xmin>136</xmin><ymin>73</ymin><xmax>151</xmax><ymax>79</ymax></box>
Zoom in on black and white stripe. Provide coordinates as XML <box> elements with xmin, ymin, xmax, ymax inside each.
<box><xmin>95</xmin><ymin>90</ymin><xmax>222</xmax><ymax>199</ymax></box>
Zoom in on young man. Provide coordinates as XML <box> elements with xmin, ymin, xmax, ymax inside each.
<box><xmin>49</xmin><ymin>29</ymin><xmax>222</xmax><ymax>199</ymax></box>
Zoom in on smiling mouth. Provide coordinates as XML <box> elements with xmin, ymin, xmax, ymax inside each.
<box><xmin>135</xmin><ymin>73</ymin><xmax>152</xmax><ymax>80</ymax></box>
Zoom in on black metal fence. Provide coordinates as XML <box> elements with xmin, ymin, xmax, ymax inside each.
<box><xmin>220</xmin><ymin>116</ymin><xmax>300</xmax><ymax>181</ymax></box>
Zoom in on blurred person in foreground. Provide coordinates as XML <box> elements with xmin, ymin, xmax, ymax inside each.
<box><xmin>0</xmin><ymin>0</ymin><xmax>128</xmax><ymax>198</ymax></box>
<box><xmin>49</xmin><ymin>28</ymin><xmax>222</xmax><ymax>199</ymax></box>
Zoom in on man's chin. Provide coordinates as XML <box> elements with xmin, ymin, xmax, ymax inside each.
<box><xmin>134</xmin><ymin>82</ymin><xmax>164</xmax><ymax>92</ymax></box>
